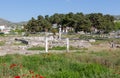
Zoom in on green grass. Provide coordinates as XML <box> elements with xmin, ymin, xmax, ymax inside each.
<box><xmin>27</xmin><ymin>46</ymin><xmax>88</xmax><ymax>51</ymax></box>
<box><xmin>49</xmin><ymin>46</ymin><xmax>66</xmax><ymax>50</ymax></box>
<box><xmin>0</xmin><ymin>52</ymin><xmax>120</xmax><ymax>78</ymax></box>
<box><xmin>27</xmin><ymin>46</ymin><xmax>45</xmax><ymax>50</ymax></box>
<box><xmin>27</xmin><ymin>46</ymin><xmax>67</xmax><ymax>50</ymax></box>
<box><xmin>0</xmin><ymin>41</ymin><xmax>5</xmax><ymax>46</ymax></box>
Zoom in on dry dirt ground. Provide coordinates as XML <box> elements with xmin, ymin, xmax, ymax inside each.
<box><xmin>87</xmin><ymin>43</ymin><xmax>120</xmax><ymax>52</ymax></box>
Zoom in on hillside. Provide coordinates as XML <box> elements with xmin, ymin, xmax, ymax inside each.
<box><xmin>0</xmin><ymin>18</ymin><xmax>27</xmax><ymax>28</ymax></box>
<box><xmin>114</xmin><ymin>15</ymin><xmax>120</xmax><ymax>20</ymax></box>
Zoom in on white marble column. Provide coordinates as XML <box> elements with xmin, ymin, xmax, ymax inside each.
<box><xmin>45</xmin><ymin>37</ymin><xmax>48</xmax><ymax>52</ymax></box>
<box><xmin>66</xmin><ymin>38</ymin><xmax>69</xmax><ymax>52</ymax></box>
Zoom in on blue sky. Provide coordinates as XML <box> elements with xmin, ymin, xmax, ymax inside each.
<box><xmin>0</xmin><ymin>0</ymin><xmax>120</xmax><ymax>22</ymax></box>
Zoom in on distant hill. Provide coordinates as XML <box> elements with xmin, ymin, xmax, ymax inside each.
<box><xmin>0</xmin><ymin>18</ymin><xmax>27</xmax><ymax>28</ymax></box>
<box><xmin>113</xmin><ymin>15</ymin><xmax>120</xmax><ymax>20</ymax></box>
<box><xmin>17</xmin><ymin>21</ymin><xmax>27</xmax><ymax>25</ymax></box>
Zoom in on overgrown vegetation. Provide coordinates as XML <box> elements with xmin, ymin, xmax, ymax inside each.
<box><xmin>0</xmin><ymin>51</ymin><xmax>120</xmax><ymax>77</ymax></box>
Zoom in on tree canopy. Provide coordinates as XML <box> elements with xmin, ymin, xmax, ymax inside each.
<box><xmin>24</xmin><ymin>12</ymin><xmax>115</xmax><ymax>34</ymax></box>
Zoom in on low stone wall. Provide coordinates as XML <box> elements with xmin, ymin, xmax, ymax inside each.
<box><xmin>70</xmin><ymin>40</ymin><xmax>91</xmax><ymax>48</ymax></box>
<box><xmin>13</xmin><ymin>37</ymin><xmax>92</xmax><ymax>48</ymax></box>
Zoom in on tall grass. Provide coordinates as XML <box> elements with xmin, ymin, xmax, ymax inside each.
<box><xmin>0</xmin><ymin>52</ymin><xmax>120</xmax><ymax>78</ymax></box>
